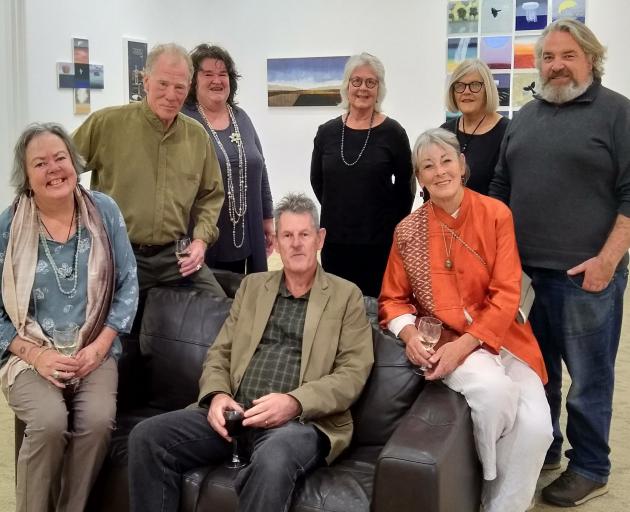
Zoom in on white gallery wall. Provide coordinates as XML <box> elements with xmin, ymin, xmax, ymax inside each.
<box><xmin>1</xmin><ymin>0</ymin><xmax>629</xmax><ymax>210</ymax></box>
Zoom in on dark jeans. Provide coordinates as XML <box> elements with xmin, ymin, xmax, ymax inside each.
<box><xmin>128</xmin><ymin>407</ymin><xmax>327</xmax><ymax>512</ymax></box>
<box><xmin>525</xmin><ymin>266</ymin><xmax>628</xmax><ymax>483</ymax></box>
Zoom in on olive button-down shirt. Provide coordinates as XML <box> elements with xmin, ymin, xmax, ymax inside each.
<box><xmin>73</xmin><ymin>100</ymin><xmax>224</xmax><ymax>246</ymax></box>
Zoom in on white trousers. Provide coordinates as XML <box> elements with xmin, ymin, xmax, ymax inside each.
<box><xmin>443</xmin><ymin>348</ymin><xmax>552</xmax><ymax>512</ymax></box>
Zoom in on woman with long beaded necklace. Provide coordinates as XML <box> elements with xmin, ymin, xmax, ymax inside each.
<box><xmin>311</xmin><ymin>52</ymin><xmax>414</xmax><ymax>298</ymax></box>
<box><xmin>0</xmin><ymin>123</ymin><xmax>138</xmax><ymax>511</ymax></box>
<box><xmin>182</xmin><ymin>44</ymin><xmax>273</xmax><ymax>275</ymax></box>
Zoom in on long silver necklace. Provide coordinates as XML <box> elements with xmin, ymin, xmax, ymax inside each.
<box><xmin>197</xmin><ymin>103</ymin><xmax>248</xmax><ymax>248</ymax></box>
<box><xmin>340</xmin><ymin>111</ymin><xmax>374</xmax><ymax>166</ymax></box>
<box><xmin>38</xmin><ymin>206</ymin><xmax>82</xmax><ymax>296</ymax></box>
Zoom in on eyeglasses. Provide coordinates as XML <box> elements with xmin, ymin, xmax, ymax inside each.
<box><xmin>453</xmin><ymin>81</ymin><xmax>484</xmax><ymax>93</ymax></box>
<box><xmin>350</xmin><ymin>77</ymin><xmax>379</xmax><ymax>89</ymax></box>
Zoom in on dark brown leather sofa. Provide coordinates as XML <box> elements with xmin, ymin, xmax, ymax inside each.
<box><xmin>16</xmin><ymin>272</ymin><xmax>481</xmax><ymax>511</ymax></box>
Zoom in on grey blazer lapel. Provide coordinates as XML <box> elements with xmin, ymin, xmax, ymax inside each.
<box><xmin>300</xmin><ymin>266</ymin><xmax>330</xmax><ymax>382</ymax></box>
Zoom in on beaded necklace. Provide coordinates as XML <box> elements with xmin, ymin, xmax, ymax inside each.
<box><xmin>197</xmin><ymin>103</ymin><xmax>248</xmax><ymax>248</ymax></box>
<box><xmin>340</xmin><ymin>111</ymin><xmax>374</xmax><ymax>166</ymax></box>
<box><xmin>38</xmin><ymin>206</ymin><xmax>82</xmax><ymax>296</ymax></box>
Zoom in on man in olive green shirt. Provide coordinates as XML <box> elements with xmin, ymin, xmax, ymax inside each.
<box><xmin>73</xmin><ymin>43</ymin><xmax>225</xmax><ymax>303</ymax></box>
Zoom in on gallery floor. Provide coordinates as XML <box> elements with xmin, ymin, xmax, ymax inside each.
<box><xmin>1</xmin><ymin>253</ymin><xmax>629</xmax><ymax>510</ymax></box>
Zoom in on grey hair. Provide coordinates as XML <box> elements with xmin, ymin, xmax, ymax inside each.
<box><xmin>145</xmin><ymin>43</ymin><xmax>194</xmax><ymax>81</ymax></box>
<box><xmin>339</xmin><ymin>52</ymin><xmax>387</xmax><ymax>112</ymax></box>
<box><xmin>535</xmin><ymin>19</ymin><xmax>606</xmax><ymax>81</ymax></box>
<box><xmin>11</xmin><ymin>122</ymin><xmax>86</xmax><ymax>196</ymax></box>
<box><xmin>446</xmin><ymin>58</ymin><xmax>499</xmax><ymax>113</ymax></box>
<box><xmin>412</xmin><ymin>128</ymin><xmax>470</xmax><ymax>183</ymax></box>
<box><xmin>273</xmin><ymin>193</ymin><xmax>320</xmax><ymax>231</ymax></box>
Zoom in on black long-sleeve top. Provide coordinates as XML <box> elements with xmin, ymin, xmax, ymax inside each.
<box><xmin>310</xmin><ymin>116</ymin><xmax>414</xmax><ymax>245</ymax></box>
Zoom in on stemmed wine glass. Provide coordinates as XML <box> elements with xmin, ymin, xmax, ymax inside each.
<box><xmin>175</xmin><ymin>237</ymin><xmax>191</xmax><ymax>261</ymax></box>
<box><xmin>413</xmin><ymin>316</ymin><xmax>443</xmax><ymax>376</ymax></box>
<box><xmin>53</xmin><ymin>324</ymin><xmax>80</xmax><ymax>387</ymax></box>
<box><xmin>223</xmin><ymin>404</ymin><xmax>247</xmax><ymax>469</ymax></box>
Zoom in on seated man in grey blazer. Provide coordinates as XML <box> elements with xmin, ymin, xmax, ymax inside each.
<box><xmin>128</xmin><ymin>192</ymin><xmax>374</xmax><ymax>512</ymax></box>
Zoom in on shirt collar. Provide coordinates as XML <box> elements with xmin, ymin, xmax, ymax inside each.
<box><xmin>140</xmin><ymin>98</ymin><xmax>181</xmax><ymax>135</ymax></box>
<box><xmin>278</xmin><ymin>275</ymin><xmax>311</xmax><ymax>300</ymax></box>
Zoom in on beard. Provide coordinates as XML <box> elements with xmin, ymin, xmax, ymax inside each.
<box><xmin>538</xmin><ymin>73</ymin><xmax>593</xmax><ymax>104</ymax></box>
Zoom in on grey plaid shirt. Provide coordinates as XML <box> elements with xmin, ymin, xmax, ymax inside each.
<box><xmin>235</xmin><ymin>279</ymin><xmax>309</xmax><ymax>408</ymax></box>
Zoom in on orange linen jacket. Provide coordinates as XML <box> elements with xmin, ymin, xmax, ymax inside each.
<box><xmin>379</xmin><ymin>189</ymin><xmax>547</xmax><ymax>383</ymax></box>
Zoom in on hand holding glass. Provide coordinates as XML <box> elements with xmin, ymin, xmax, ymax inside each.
<box><xmin>53</xmin><ymin>324</ymin><xmax>80</xmax><ymax>387</ymax></box>
<box><xmin>175</xmin><ymin>237</ymin><xmax>191</xmax><ymax>261</ymax></box>
<box><xmin>414</xmin><ymin>316</ymin><xmax>443</xmax><ymax>376</ymax></box>
<box><xmin>223</xmin><ymin>404</ymin><xmax>247</xmax><ymax>469</ymax></box>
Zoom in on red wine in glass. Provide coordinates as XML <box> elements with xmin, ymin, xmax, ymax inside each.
<box><xmin>224</xmin><ymin>410</ymin><xmax>245</xmax><ymax>437</ymax></box>
<box><xmin>223</xmin><ymin>407</ymin><xmax>247</xmax><ymax>469</ymax></box>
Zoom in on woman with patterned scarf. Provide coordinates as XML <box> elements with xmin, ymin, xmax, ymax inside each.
<box><xmin>0</xmin><ymin>123</ymin><xmax>138</xmax><ymax>511</ymax></box>
<box><xmin>378</xmin><ymin>128</ymin><xmax>552</xmax><ymax>512</ymax></box>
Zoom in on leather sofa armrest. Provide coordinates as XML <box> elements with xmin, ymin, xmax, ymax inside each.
<box><xmin>371</xmin><ymin>381</ymin><xmax>482</xmax><ymax>512</ymax></box>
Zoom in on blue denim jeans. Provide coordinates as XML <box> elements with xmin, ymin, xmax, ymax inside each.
<box><xmin>128</xmin><ymin>407</ymin><xmax>327</xmax><ymax>512</ymax></box>
<box><xmin>524</xmin><ymin>266</ymin><xmax>628</xmax><ymax>483</ymax></box>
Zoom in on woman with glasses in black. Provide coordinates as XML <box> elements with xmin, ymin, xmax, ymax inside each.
<box><xmin>310</xmin><ymin>52</ymin><xmax>413</xmax><ymax>298</ymax></box>
<box><xmin>441</xmin><ymin>59</ymin><xmax>509</xmax><ymax>195</ymax></box>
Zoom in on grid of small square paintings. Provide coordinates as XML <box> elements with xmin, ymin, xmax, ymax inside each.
<box><xmin>446</xmin><ymin>0</ymin><xmax>587</xmax><ymax>119</ymax></box>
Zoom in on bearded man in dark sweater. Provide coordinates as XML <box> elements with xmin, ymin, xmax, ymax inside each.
<box><xmin>490</xmin><ymin>19</ymin><xmax>630</xmax><ymax>508</ymax></box>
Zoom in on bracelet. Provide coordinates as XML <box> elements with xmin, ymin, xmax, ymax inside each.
<box><xmin>31</xmin><ymin>346</ymin><xmax>52</xmax><ymax>373</ymax></box>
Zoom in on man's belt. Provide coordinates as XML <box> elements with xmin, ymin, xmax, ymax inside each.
<box><xmin>131</xmin><ymin>242</ymin><xmax>174</xmax><ymax>257</ymax></box>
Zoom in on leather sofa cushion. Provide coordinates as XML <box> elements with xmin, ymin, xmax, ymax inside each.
<box><xmin>139</xmin><ymin>287</ymin><xmax>233</xmax><ymax>411</ymax></box>
<box><xmin>351</xmin><ymin>298</ymin><xmax>424</xmax><ymax>446</ymax></box>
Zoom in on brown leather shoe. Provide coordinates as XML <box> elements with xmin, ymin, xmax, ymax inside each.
<box><xmin>542</xmin><ymin>470</ymin><xmax>608</xmax><ymax>507</ymax></box>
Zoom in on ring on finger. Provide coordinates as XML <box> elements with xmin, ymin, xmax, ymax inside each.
<box><xmin>196</xmin><ymin>264</ymin><xmax>202</xmax><ymax>271</ymax></box>
<box><xmin>53</xmin><ymin>370</ymin><xmax>60</xmax><ymax>380</ymax></box>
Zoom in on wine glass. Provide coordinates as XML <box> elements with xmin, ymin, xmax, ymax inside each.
<box><xmin>413</xmin><ymin>316</ymin><xmax>443</xmax><ymax>376</ymax></box>
<box><xmin>175</xmin><ymin>237</ymin><xmax>191</xmax><ymax>261</ymax></box>
<box><xmin>223</xmin><ymin>404</ymin><xmax>247</xmax><ymax>469</ymax></box>
<box><xmin>53</xmin><ymin>324</ymin><xmax>79</xmax><ymax>357</ymax></box>
<box><xmin>53</xmin><ymin>324</ymin><xmax>80</xmax><ymax>388</ymax></box>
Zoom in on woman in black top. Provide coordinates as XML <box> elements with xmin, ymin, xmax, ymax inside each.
<box><xmin>310</xmin><ymin>53</ymin><xmax>413</xmax><ymax>297</ymax></box>
<box><xmin>441</xmin><ymin>59</ymin><xmax>509</xmax><ymax>195</ymax></box>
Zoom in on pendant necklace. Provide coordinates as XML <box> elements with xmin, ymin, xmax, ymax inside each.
<box><xmin>38</xmin><ymin>204</ymin><xmax>82</xmax><ymax>296</ymax></box>
<box><xmin>198</xmin><ymin>103</ymin><xmax>248</xmax><ymax>248</ymax></box>
<box><xmin>440</xmin><ymin>223</ymin><xmax>455</xmax><ymax>270</ymax></box>
<box><xmin>460</xmin><ymin>114</ymin><xmax>486</xmax><ymax>153</ymax></box>
<box><xmin>340</xmin><ymin>111</ymin><xmax>374</xmax><ymax>166</ymax></box>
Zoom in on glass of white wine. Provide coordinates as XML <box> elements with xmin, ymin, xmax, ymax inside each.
<box><xmin>53</xmin><ymin>324</ymin><xmax>80</xmax><ymax>387</ymax></box>
<box><xmin>175</xmin><ymin>237</ymin><xmax>192</xmax><ymax>261</ymax></box>
<box><xmin>53</xmin><ymin>324</ymin><xmax>79</xmax><ymax>356</ymax></box>
<box><xmin>413</xmin><ymin>316</ymin><xmax>443</xmax><ymax>376</ymax></box>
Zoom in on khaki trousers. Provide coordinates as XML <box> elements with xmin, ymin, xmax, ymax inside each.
<box><xmin>134</xmin><ymin>245</ymin><xmax>225</xmax><ymax>297</ymax></box>
<box><xmin>7</xmin><ymin>357</ymin><xmax>117</xmax><ymax>512</ymax></box>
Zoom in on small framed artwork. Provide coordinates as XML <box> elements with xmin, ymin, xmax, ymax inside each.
<box><xmin>123</xmin><ymin>38</ymin><xmax>148</xmax><ymax>103</ymax></box>
<box><xmin>267</xmin><ymin>56</ymin><xmax>349</xmax><ymax>107</ymax></box>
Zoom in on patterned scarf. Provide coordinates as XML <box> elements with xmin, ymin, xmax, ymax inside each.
<box><xmin>0</xmin><ymin>185</ymin><xmax>114</xmax><ymax>391</ymax></box>
<box><xmin>395</xmin><ymin>203</ymin><xmax>435</xmax><ymax>317</ymax></box>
